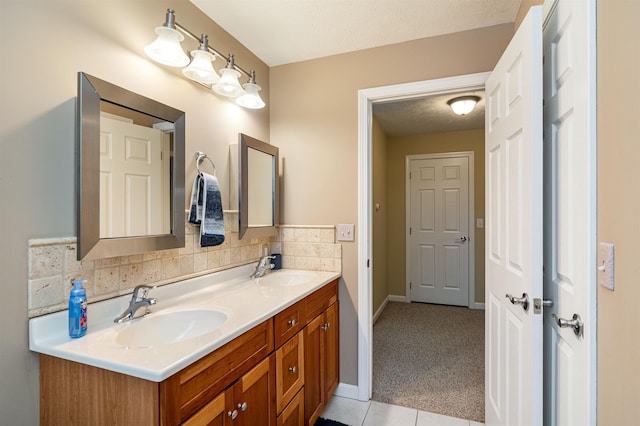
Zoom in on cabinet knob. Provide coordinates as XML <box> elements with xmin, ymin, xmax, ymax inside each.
<box><xmin>288</xmin><ymin>366</ymin><xmax>297</xmax><ymax>373</ymax></box>
<box><xmin>322</xmin><ymin>322</ymin><xmax>330</xmax><ymax>331</ymax></box>
<box><xmin>238</xmin><ymin>401</ymin><xmax>248</xmax><ymax>412</ymax></box>
<box><xmin>287</xmin><ymin>319</ymin><xmax>297</xmax><ymax>327</ymax></box>
<box><xmin>227</xmin><ymin>409</ymin><xmax>238</xmax><ymax>419</ymax></box>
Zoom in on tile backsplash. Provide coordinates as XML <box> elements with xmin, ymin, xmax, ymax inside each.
<box><xmin>28</xmin><ymin>213</ymin><xmax>342</xmax><ymax>318</ymax></box>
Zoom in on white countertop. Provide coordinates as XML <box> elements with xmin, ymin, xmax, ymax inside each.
<box><xmin>29</xmin><ymin>265</ymin><xmax>340</xmax><ymax>382</ymax></box>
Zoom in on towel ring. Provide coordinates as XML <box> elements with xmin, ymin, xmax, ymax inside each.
<box><xmin>195</xmin><ymin>151</ymin><xmax>216</xmax><ymax>176</ymax></box>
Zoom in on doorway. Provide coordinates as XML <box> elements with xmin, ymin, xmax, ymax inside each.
<box><xmin>356</xmin><ymin>72</ymin><xmax>491</xmax><ymax>401</ymax></box>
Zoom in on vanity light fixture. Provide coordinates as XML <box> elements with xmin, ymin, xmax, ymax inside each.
<box><xmin>236</xmin><ymin>71</ymin><xmax>266</xmax><ymax>109</ymax></box>
<box><xmin>145</xmin><ymin>8</ymin><xmax>265</xmax><ymax>109</ymax></box>
<box><xmin>447</xmin><ymin>96</ymin><xmax>480</xmax><ymax>115</ymax></box>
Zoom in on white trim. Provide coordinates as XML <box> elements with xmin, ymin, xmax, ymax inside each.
<box><xmin>470</xmin><ymin>302</ymin><xmax>485</xmax><ymax>310</ymax></box>
<box><xmin>334</xmin><ymin>383</ymin><xmax>360</xmax><ymax>400</ymax></box>
<box><xmin>388</xmin><ymin>294</ymin><xmax>409</xmax><ymax>303</ymax></box>
<box><xmin>404</xmin><ymin>152</ymin><xmax>475</xmax><ymax>308</ymax></box>
<box><xmin>372</xmin><ymin>296</ymin><xmax>389</xmax><ymax>325</ymax></box>
<box><xmin>358</xmin><ymin>72</ymin><xmax>491</xmax><ymax>401</ymax></box>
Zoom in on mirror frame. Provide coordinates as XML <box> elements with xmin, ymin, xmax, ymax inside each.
<box><xmin>238</xmin><ymin>133</ymin><xmax>279</xmax><ymax>239</ymax></box>
<box><xmin>77</xmin><ymin>72</ymin><xmax>185</xmax><ymax>260</ymax></box>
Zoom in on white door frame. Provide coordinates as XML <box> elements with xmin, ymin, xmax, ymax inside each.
<box><xmin>405</xmin><ymin>152</ymin><xmax>477</xmax><ymax>309</ymax></box>
<box><xmin>357</xmin><ymin>72</ymin><xmax>490</xmax><ymax>400</ymax></box>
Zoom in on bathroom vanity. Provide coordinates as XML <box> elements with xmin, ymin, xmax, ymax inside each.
<box><xmin>30</xmin><ymin>266</ymin><xmax>340</xmax><ymax>425</ymax></box>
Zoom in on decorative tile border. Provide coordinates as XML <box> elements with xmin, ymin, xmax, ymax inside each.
<box><xmin>27</xmin><ymin>216</ymin><xmax>341</xmax><ymax>317</ymax></box>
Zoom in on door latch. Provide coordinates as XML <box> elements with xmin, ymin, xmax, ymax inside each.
<box><xmin>533</xmin><ymin>297</ymin><xmax>553</xmax><ymax>314</ymax></box>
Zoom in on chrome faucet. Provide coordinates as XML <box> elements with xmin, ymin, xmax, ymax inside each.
<box><xmin>114</xmin><ymin>285</ymin><xmax>157</xmax><ymax>323</ymax></box>
<box><xmin>250</xmin><ymin>255</ymin><xmax>275</xmax><ymax>278</ymax></box>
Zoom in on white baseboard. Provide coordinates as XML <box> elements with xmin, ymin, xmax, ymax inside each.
<box><xmin>470</xmin><ymin>302</ymin><xmax>485</xmax><ymax>310</ymax></box>
<box><xmin>333</xmin><ymin>383</ymin><xmax>362</xmax><ymax>400</ymax></box>
<box><xmin>388</xmin><ymin>294</ymin><xmax>409</xmax><ymax>303</ymax></box>
<box><xmin>372</xmin><ymin>296</ymin><xmax>389</xmax><ymax>324</ymax></box>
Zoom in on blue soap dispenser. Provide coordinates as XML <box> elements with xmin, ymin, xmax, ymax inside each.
<box><xmin>69</xmin><ymin>279</ymin><xmax>87</xmax><ymax>338</ymax></box>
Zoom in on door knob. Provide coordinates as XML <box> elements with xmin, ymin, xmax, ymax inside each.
<box><xmin>552</xmin><ymin>313</ymin><xmax>583</xmax><ymax>337</ymax></box>
<box><xmin>506</xmin><ymin>293</ymin><xmax>529</xmax><ymax>312</ymax></box>
<box><xmin>456</xmin><ymin>236</ymin><xmax>468</xmax><ymax>244</ymax></box>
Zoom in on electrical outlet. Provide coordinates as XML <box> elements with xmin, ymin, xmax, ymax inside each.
<box><xmin>337</xmin><ymin>224</ymin><xmax>355</xmax><ymax>242</ymax></box>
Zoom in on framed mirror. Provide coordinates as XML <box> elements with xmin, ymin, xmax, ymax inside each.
<box><xmin>77</xmin><ymin>72</ymin><xmax>185</xmax><ymax>260</ymax></box>
<box><xmin>238</xmin><ymin>133</ymin><xmax>279</xmax><ymax>239</ymax></box>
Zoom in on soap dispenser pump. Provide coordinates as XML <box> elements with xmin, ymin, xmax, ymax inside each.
<box><xmin>68</xmin><ymin>279</ymin><xmax>87</xmax><ymax>338</ymax></box>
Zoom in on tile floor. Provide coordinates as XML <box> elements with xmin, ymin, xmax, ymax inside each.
<box><xmin>320</xmin><ymin>396</ymin><xmax>485</xmax><ymax>426</ymax></box>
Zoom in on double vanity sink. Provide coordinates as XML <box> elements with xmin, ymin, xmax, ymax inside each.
<box><xmin>30</xmin><ymin>266</ymin><xmax>340</xmax><ymax>381</ymax></box>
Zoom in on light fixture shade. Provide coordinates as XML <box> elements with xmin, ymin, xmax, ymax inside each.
<box><xmin>213</xmin><ymin>68</ymin><xmax>244</xmax><ymax>98</ymax></box>
<box><xmin>144</xmin><ymin>26</ymin><xmax>190</xmax><ymax>67</ymax></box>
<box><xmin>447</xmin><ymin>96</ymin><xmax>480</xmax><ymax>115</ymax></box>
<box><xmin>183</xmin><ymin>50</ymin><xmax>219</xmax><ymax>85</ymax></box>
<box><xmin>236</xmin><ymin>83</ymin><xmax>265</xmax><ymax>109</ymax></box>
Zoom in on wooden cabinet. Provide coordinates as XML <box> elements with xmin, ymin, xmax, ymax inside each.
<box><xmin>304</xmin><ymin>282</ymin><xmax>339</xmax><ymax>426</ymax></box>
<box><xmin>183</xmin><ymin>355</ymin><xmax>276</xmax><ymax>426</ymax></box>
<box><xmin>160</xmin><ymin>319</ymin><xmax>274</xmax><ymax>424</ymax></box>
<box><xmin>39</xmin><ymin>278</ymin><xmax>339</xmax><ymax>426</ymax></box>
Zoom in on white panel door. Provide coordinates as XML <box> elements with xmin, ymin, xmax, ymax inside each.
<box><xmin>408</xmin><ymin>155</ymin><xmax>469</xmax><ymax>306</ymax></box>
<box><xmin>100</xmin><ymin>115</ymin><xmax>165</xmax><ymax>238</ymax></box>
<box><xmin>542</xmin><ymin>0</ymin><xmax>596</xmax><ymax>424</ymax></box>
<box><xmin>485</xmin><ymin>6</ymin><xmax>543</xmax><ymax>426</ymax></box>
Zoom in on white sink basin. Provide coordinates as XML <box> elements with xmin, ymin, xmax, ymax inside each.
<box><xmin>255</xmin><ymin>270</ymin><xmax>318</xmax><ymax>287</ymax></box>
<box><xmin>115</xmin><ymin>309</ymin><xmax>227</xmax><ymax>348</ymax></box>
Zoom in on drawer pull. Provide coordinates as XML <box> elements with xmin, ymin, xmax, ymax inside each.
<box><xmin>238</xmin><ymin>402</ymin><xmax>248</xmax><ymax>412</ymax></box>
<box><xmin>287</xmin><ymin>319</ymin><xmax>297</xmax><ymax>327</ymax></box>
<box><xmin>227</xmin><ymin>409</ymin><xmax>238</xmax><ymax>420</ymax></box>
<box><xmin>288</xmin><ymin>366</ymin><xmax>297</xmax><ymax>373</ymax></box>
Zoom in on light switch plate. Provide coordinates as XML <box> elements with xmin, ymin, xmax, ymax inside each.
<box><xmin>597</xmin><ymin>242</ymin><xmax>615</xmax><ymax>291</ymax></box>
<box><xmin>336</xmin><ymin>224</ymin><xmax>355</xmax><ymax>242</ymax></box>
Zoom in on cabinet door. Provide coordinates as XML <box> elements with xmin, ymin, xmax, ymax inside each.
<box><xmin>232</xmin><ymin>354</ymin><xmax>276</xmax><ymax>426</ymax></box>
<box><xmin>323</xmin><ymin>302</ymin><xmax>339</xmax><ymax>401</ymax></box>
<box><xmin>182</xmin><ymin>392</ymin><xmax>226</xmax><ymax>426</ymax></box>
<box><xmin>304</xmin><ymin>313</ymin><xmax>324</xmax><ymax>426</ymax></box>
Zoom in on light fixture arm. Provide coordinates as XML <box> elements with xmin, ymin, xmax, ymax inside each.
<box><xmin>173</xmin><ymin>21</ymin><xmax>251</xmax><ymax>79</ymax></box>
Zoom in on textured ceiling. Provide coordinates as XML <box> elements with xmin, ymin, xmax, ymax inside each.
<box><xmin>190</xmin><ymin>0</ymin><xmax>520</xmax><ymax>66</ymax></box>
<box><xmin>373</xmin><ymin>90</ymin><xmax>485</xmax><ymax>137</ymax></box>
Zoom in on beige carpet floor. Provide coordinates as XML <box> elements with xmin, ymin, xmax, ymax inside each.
<box><xmin>372</xmin><ymin>302</ymin><xmax>485</xmax><ymax>423</ymax></box>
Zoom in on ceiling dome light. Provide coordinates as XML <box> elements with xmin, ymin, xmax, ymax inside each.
<box><xmin>236</xmin><ymin>71</ymin><xmax>265</xmax><ymax>109</ymax></box>
<box><xmin>144</xmin><ymin>9</ymin><xmax>190</xmax><ymax>67</ymax></box>
<box><xmin>182</xmin><ymin>35</ymin><xmax>219</xmax><ymax>85</ymax></box>
<box><xmin>447</xmin><ymin>96</ymin><xmax>481</xmax><ymax>115</ymax></box>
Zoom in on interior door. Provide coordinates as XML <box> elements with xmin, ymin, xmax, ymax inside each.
<box><xmin>485</xmin><ymin>6</ymin><xmax>543</xmax><ymax>426</ymax></box>
<box><xmin>408</xmin><ymin>155</ymin><xmax>470</xmax><ymax>306</ymax></box>
<box><xmin>542</xmin><ymin>0</ymin><xmax>597</xmax><ymax>424</ymax></box>
<box><xmin>100</xmin><ymin>114</ymin><xmax>165</xmax><ymax>238</ymax></box>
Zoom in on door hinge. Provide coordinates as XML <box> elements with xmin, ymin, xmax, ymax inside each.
<box><xmin>410</xmin><ymin>282</ymin><xmax>412</xmax><ymax>290</ymax></box>
<box><xmin>367</xmin><ymin>259</ymin><xmax>370</xmax><ymax>268</ymax></box>
<box><xmin>409</xmin><ymin>227</ymin><xmax>412</xmax><ymax>235</ymax></box>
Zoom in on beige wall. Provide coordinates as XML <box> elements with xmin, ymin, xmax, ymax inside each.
<box><xmin>386</xmin><ymin>130</ymin><xmax>486</xmax><ymax>303</ymax></box>
<box><xmin>271</xmin><ymin>25</ymin><xmax>513</xmax><ymax>385</ymax></box>
<box><xmin>0</xmin><ymin>1</ymin><xmax>269</xmax><ymax>422</ymax></box>
<box><xmin>597</xmin><ymin>0</ymin><xmax>640</xmax><ymax>423</ymax></box>
<box><xmin>372</xmin><ymin>118</ymin><xmax>389</xmax><ymax>314</ymax></box>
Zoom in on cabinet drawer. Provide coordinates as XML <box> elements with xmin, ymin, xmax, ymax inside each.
<box><xmin>275</xmin><ymin>332</ymin><xmax>304</xmax><ymax>414</ymax></box>
<box><xmin>274</xmin><ymin>299</ymin><xmax>305</xmax><ymax>348</ymax></box>
<box><xmin>305</xmin><ymin>279</ymin><xmax>338</xmax><ymax>323</ymax></box>
<box><xmin>161</xmin><ymin>318</ymin><xmax>274</xmax><ymax>424</ymax></box>
<box><xmin>277</xmin><ymin>388</ymin><xmax>304</xmax><ymax>426</ymax></box>
<box><xmin>182</xmin><ymin>392</ymin><xmax>226</xmax><ymax>426</ymax></box>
